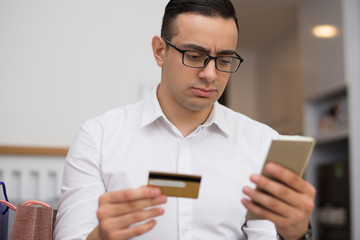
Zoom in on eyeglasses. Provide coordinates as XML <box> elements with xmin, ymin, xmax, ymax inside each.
<box><xmin>163</xmin><ymin>38</ymin><xmax>244</xmax><ymax>73</ymax></box>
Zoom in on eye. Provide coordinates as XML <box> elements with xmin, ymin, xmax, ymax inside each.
<box><xmin>184</xmin><ymin>51</ymin><xmax>206</xmax><ymax>62</ymax></box>
<box><xmin>189</xmin><ymin>55</ymin><xmax>200</xmax><ymax>60</ymax></box>
<box><xmin>217</xmin><ymin>57</ymin><xmax>232</xmax><ymax>66</ymax></box>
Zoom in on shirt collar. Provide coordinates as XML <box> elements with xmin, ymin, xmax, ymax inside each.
<box><xmin>140</xmin><ymin>85</ymin><xmax>163</xmax><ymax>128</ymax></box>
<box><xmin>204</xmin><ymin>101</ymin><xmax>231</xmax><ymax>137</ymax></box>
<box><xmin>140</xmin><ymin>85</ymin><xmax>231</xmax><ymax>137</ymax></box>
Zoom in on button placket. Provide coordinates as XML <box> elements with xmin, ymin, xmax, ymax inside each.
<box><xmin>177</xmin><ymin>139</ymin><xmax>193</xmax><ymax>240</ymax></box>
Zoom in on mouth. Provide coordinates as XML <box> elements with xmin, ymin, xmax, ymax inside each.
<box><xmin>192</xmin><ymin>87</ymin><xmax>217</xmax><ymax>98</ymax></box>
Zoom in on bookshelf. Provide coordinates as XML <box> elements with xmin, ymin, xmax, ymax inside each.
<box><xmin>303</xmin><ymin>90</ymin><xmax>350</xmax><ymax>239</ymax></box>
<box><xmin>304</xmin><ymin>88</ymin><xmax>348</xmax><ymax>144</ymax></box>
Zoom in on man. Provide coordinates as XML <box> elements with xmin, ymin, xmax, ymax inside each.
<box><xmin>54</xmin><ymin>0</ymin><xmax>315</xmax><ymax>239</ymax></box>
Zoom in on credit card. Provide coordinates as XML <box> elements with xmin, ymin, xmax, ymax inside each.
<box><xmin>148</xmin><ymin>171</ymin><xmax>201</xmax><ymax>199</ymax></box>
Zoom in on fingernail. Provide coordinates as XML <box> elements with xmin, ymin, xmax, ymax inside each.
<box><xmin>241</xmin><ymin>198</ymin><xmax>249</xmax><ymax>206</ymax></box>
<box><xmin>250</xmin><ymin>174</ymin><xmax>259</xmax><ymax>182</ymax></box>
<box><xmin>161</xmin><ymin>195</ymin><xmax>167</xmax><ymax>203</ymax></box>
<box><xmin>243</xmin><ymin>186</ymin><xmax>251</xmax><ymax>194</ymax></box>
<box><xmin>266</xmin><ymin>162</ymin><xmax>278</xmax><ymax>173</ymax></box>
<box><xmin>151</xmin><ymin>188</ymin><xmax>161</xmax><ymax>196</ymax></box>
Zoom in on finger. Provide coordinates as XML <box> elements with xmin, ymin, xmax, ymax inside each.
<box><xmin>104</xmin><ymin>187</ymin><xmax>162</xmax><ymax>204</ymax></box>
<box><xmin>242</xmin><ymin>198</ymin><xmax>310</xmax><ymax>240</ymax></box>
<box><xmin>111</xmin><ymin>219</ymin><xmax>158</xmax><ymax>240</ymax></box>
<box><xmin>242</xmin><ymin>198</ymin><xmax>286</xmax><ymax>224</ymax></box>
<box><xmin>99</xmin><ymin>207</ymin><xmax>164</xmax><ymax>235</ymax></box>
<box><xmin>249</xmin><ymin>173</ymin><xmax>300</xmax><ymax>208</ymax></box>
<box><xmin>249</xmin><ymin>173</ymin><xmax>315</xmax><ymax>214</ymax></box>
<box><xmin>98</xmin><ymin>194</ymin><xmax>167</xmax><ymax>218</ymax></box>
<box><xmin>242</xmin><ymin>186</ymin><xmax>293</xmax><ymax>218</ymax></box>
<box><xmin>265</xmin><ymin>163</ymin><xmax>314</xmax><ymax>195</ymax></box>
<box><xmin>114</xmin><ymin>206</ymin><xmax>165</xmax><ymax>229</ymax></box>
<box><xmin>121</xmin><ymin>194</ymin><xmax>167</xmax><ymax>212</ymax></box>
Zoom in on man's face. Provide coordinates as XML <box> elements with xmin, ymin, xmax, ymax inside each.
<box><xmin>159</xmin><ymin>13</ymin><xmax>238</xmax><ymax>113</ymax></box>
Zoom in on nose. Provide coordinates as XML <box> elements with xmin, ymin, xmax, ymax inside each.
<box><xmin>199</xmin><ymin>58</ymin><xmax>218</xmax><ymax>82</ymax></box>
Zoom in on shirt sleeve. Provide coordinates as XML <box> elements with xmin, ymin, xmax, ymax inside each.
<box><xmin>54</xmin><ymin>121</ymin><xmax>105</xmax><ymax>240</ymax></box>
<box><xmin>242</xmin><ymin>220</ymin><xmax>278</xmax><ymax>239</ymax></box>
<box><xmin>241</xmin><ymin>129</ymin><xmax>279</xmax><ymax>239</ymax></box>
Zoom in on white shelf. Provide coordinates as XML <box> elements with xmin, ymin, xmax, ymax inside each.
<box><xmin>314</xmin><ymin>127</ymin><xmax>348</xmax><ymax>145</ymax></box>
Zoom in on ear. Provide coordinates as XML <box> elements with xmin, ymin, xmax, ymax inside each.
<box><xmin>152</xmin><ymin>35</ymin><xmax>166</xmax><ymax>67</ymax></box>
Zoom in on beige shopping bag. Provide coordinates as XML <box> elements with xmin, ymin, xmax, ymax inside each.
<box><xmin>10</xmin><ymin>200</ymin><xmax>53</xmax><ymax>240</ymax></box>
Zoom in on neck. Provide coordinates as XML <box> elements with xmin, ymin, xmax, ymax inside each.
<box><xmin>157</xmin><ymin>87</ymin><xmax>213</xmax><ymax>137</ymax></box>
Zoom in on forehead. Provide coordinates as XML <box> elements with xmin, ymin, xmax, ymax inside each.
<box><xmin>171</xmin><ymin>13</ymin><xmax>238</xmax><ymax>50</ymax></box>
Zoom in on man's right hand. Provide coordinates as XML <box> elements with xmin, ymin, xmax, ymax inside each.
<box><xmin>87</xmin><ymin>187</ymin><xmax>167</xmax><ymax>240</ymax></box>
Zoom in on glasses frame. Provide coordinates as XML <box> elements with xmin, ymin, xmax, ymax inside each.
<box><xmin>163</xmin><ymin>38</ymin><xmax>244</xmax><ymax>73</ymax></box>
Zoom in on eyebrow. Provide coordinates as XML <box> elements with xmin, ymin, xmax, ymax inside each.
<box><xmin>181</xmin><ymin>43</ymin><xmax>237</xmax><ymax>56</ymax></box>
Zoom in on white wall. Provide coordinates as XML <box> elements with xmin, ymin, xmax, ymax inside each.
<box><xmin>256</xmin><ymin>30</ymin><xmax>302</xmax><ymax>134</ymax></box>
<box><xmin>228</xmin><ymin>30</ymin><xmax>302</xmax><ymax>135</ymax></box>
<box><xmin>0</xmin><ymin>0</ymin><xmax>168</xmax><ymax>147</ymax></box>
<box><xmin>227</xmin><ymin>51</ymin><xmax>259</xmax><ymax>120</ymax></box>
<box><xmin>343</xmin><ymin>0</ymin><xmax>360</xmax><ymax>238</ymax></box>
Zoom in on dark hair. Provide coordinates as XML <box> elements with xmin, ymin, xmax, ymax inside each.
<box><xmin>161</xmin><ymin>0</ymin><xmax>239</xmax><ymax>40</ymax></box>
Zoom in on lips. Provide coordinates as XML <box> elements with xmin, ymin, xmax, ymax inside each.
<box><xmin>192</xmin><ymin>87</ymin><xmax>217</xmax><ymax>97</ymax></box>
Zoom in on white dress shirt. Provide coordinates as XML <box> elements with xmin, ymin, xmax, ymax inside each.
<box><xmin>54</xmin><ymin>87</ymin><xmax>279</xmax><ymax>240</ymax></box>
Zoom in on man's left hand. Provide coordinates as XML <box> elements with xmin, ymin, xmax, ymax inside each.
<box><xmin>242</xmin><ymin>162</ymin><xmax>316</xmax><ymax>240</ymax></box>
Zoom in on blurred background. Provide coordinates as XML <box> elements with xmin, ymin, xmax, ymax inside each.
<box><xmin>0</xmin><ymin>0</ymin><xmax>359</xmax><ymax>239</ymax></box>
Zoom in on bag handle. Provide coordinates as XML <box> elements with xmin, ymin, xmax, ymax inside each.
<box><xmin>0</xmin><ymin>181</ymin><xmax>9</xmax><ymax>202</ymax></box>
<box><xmin>0</xmin><ymin>200</ymin><xmax>50</xmax><ymax>211</ymax></box>
<box><xmin>1</xmin><ymin>181</ymin><xmax>50</xmax><ymax>212</ymax></box>
<box><xmin>22</xmin><ymin>200</ymin><xmax>50</xmax><ymax>208</ymax></box>
<box><xmin>0</xmin><ymin>199</ymin><xmax>16</xmax><ymax>211</ymax></box>
<box><xmin>0</xmin><ymin>181</ymin><xmax>10</xmax><ymax>214</ymax></box>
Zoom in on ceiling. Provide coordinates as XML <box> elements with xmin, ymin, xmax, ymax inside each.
<box><xmin>231</xmin><ymin>0</ymin><xmax>299</xmax><ymax>51</ymax></box>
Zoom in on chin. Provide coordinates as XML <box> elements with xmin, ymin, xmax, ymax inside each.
<box><xmin>188</xmin><ymin>101</ymin><xmax>214</xmax><ymax>112</ymax></box>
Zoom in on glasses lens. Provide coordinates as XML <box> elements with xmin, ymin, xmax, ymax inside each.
<box><xmin>216</xmin><ymin>57</ymin><xmax>241</xmax><ymax>72</ymax></box>
<box><xmin>182</xmin><ymin>50</ymin><xmax>242</xmax><ymax>73</ymax></box>
<box><xmin>183</xmin><ymin>51</ymin><xmax>208</xmax><ymax>68</ymax></box>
